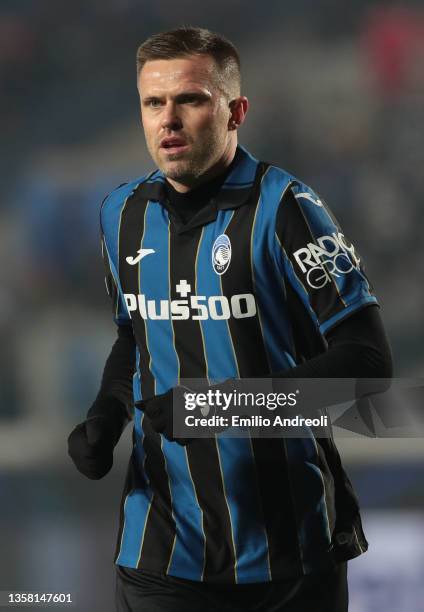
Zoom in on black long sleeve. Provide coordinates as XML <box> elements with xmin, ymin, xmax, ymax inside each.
<box><xmin>94</xmin><ymin>324</ymin><xmax>136</xmax><ymax>408</ymax></box>
<box><xmin>88</xmin><ymin>304</ymin><xmax>392</xmax><ymax>441</ymax></box>
<box><xmin>92</xmin><ymin>306</ymin><xmax>392</xmax><ymax>405</ymax></box>
<box><xmin>86</xmin><ymin>324</ymin><xmax>136</xmax><ymax>442</ymax></box>
<box><xmin>272</xmin><ymin>305</ymin><xmax>393</xmax><ymax>381</ymax></box>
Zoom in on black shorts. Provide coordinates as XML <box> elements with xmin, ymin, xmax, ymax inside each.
<box><xmin>115</xmin><ymin>562</ymin><xmax>348</xmax><ymax>612</ymax></box>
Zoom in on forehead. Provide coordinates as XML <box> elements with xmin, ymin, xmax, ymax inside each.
<box><xmin>138</xmin><ymin>55</ymin><xmax>219</xmax><ymax>95</ymax></box>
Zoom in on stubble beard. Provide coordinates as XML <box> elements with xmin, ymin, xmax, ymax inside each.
<box><xmin>154</xmin><ymin>130</ymin><xmax>226</xmax><ymax>184</ymax></box>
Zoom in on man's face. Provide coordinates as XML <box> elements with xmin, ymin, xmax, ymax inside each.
<box><xmin>138</xmin><ymin>55</ymin><xmax>233</xmax><ymax>185</ymax></box>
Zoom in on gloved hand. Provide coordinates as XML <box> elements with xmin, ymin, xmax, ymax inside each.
<box><xmin>68</xmin><ymin>397</ymin><xmax>129</xmax><ymax>479</ymax></box>
<box><xmin>136</xmin><ymin>386</ymin><xmax>192</xmax><ymax>445</ymax></box>
<box><xmin>136</xmin><ymin>379</ymin><xmax>238</xmax><ymax>445</ymax></box>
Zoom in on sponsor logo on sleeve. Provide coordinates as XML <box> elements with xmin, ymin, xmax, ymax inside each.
<box><xmin>294</xmin><ymin>192</ymin><xmax>324</xmax><ymax>207</ymax></box>
<box><xmin>292</xmin><ymin>232</ymin><xmax>360</xmax><ymax>289</ymax></box>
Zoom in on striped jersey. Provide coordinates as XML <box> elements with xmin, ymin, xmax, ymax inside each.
<box><xmin>100</xmin><ymin>145</ymin><xmax>376</xmax><ymax>584</ymax></box>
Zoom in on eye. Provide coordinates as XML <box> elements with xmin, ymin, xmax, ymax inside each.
<box><xmin>144</xmin><ymin>98</ymin><xmax>162</xmax><ymax>108</ymax></box>
<box><xmin>182</xmin><ymin>95</ymin><xmax>199</xmax><ymax>104</ymax></box>
<box><xmin>177</xmin><ymin>94</ymin><xmax>206</xmax><ymax>106</ymax></box>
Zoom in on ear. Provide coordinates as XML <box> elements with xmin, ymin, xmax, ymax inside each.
<box><xmin>228</xmin><ymin>96</ymin><xmax>249</xmax><ymax>130</ymax></box>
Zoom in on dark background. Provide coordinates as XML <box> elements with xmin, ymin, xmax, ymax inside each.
<box><xmin>1</xmin><ymin>1</ymin><xmax>423</xmax><ymax>610</ymax></box>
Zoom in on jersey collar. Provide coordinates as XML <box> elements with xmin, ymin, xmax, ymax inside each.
<box><xmin>141</xmin><ymin>145</ymin><xmax>259</xmax><ymax>208</ymax></box>
<box><xmin>138</xmin><ymin>145</ymin><xmax>260</xmax><ymax>233</ymax></box>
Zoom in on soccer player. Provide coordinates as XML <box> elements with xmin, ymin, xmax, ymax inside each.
<box><xmin>68</xmin><ymin>27</ymin><xmax>392</xmax><ymax>612</ymax></box>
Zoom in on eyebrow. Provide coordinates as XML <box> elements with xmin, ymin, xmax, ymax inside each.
<box><xmin>142</xmin><ymin>91</ymin><xmax>212</xmax><ymax>104</ymax></box>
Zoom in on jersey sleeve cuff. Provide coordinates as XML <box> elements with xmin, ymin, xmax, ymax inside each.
<box><xmin>319</xmin><ymin>295</ymin><xmax>379</xmax><ymax>336</ymax></box>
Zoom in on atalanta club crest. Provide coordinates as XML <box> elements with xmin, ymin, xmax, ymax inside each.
<box><xmin>212</xmin><ymin>234</ymin><xmax>232</xmax><ymax>275</ymax></box>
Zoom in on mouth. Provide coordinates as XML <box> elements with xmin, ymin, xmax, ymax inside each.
<box><xmin>160</xmin><ymin>137</ymin><xmax>189</xmax><ymax>155</ymax></box>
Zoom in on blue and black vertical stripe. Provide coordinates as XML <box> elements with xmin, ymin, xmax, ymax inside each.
<box><xmin>99</xmin><ymin>146</ymin><xmax>373</xmax><ymax>583</ymax></box>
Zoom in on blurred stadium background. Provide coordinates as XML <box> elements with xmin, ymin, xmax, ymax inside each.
<box><xmin>1</xmin><ymin>1</ymin><xmax>424</xmax><ymax>610</ymax></box>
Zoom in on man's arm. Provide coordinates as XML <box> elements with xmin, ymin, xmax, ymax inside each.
<box><xmin>68</xmin><ymin>188</ymin><xmax>139</xmax><ymax>478</ymax></box>
<box><xmin>273</xmin><ymin>304</ymin><xmax>393</xmax><ymax>381</ymax></box>
<box><xmin>136</xmin><ymin>306</ymin><xmax>392</xmax><ymax>445</ymax></box>
<box><xmin>68</xmin><ymin>324</ymin><xmax>136</xmax><ymax>479</ymax></box>
<box><xmin>87</xmin><ymin>324</ymin><xmax>136</xmax><ymax>440</ymax></box>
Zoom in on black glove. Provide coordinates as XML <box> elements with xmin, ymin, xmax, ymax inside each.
<box><xmin>136</xmin><ymin>379</ymin><xmax>238</xmax><ymax>445</ymax></box>
<box><xmin>136</xmin><ymin>386</ymin><xmax>192</xmax><ymax>445</ymax></box>
<box><xmin>67</xmin><ymin>396</ymin><xmax>129</xmax><ymax>479</ymax></box>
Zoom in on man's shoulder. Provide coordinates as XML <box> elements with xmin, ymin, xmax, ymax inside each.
<box><xmin>100</xmin><ymin>170</ymin><xmax>162</xmax><ymax>215</ymax></box>
<box><xmin>100</xmin><ymin>170</ymin><xmax>162</xmax><ymax>238</ymax></box>
<box><xmin>260</xmin><ymin>160</ymin><xmax>322</xmax><ymax>206</ymax></box>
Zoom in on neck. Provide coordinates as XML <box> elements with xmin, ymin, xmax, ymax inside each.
<box><xmin>166</xmin><ymin>138</ymin><xmax>237</xmax><ymax>193</ymax></box>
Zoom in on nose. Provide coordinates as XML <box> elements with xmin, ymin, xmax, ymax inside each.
<box><xmin>161</xmin><ymin>101</ymin><xmax>182</xmax><ymax>132</ymax></box>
